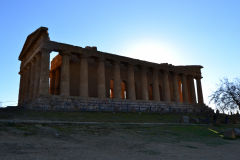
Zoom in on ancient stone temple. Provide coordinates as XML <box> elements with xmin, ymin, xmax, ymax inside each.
<box><xmin>18</xmin><ymin>27</ymin><xmax>206</xmax><ymax>112</ymax></box>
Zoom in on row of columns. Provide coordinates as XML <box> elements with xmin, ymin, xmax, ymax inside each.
<box><xmin>58</xmin><ymin>53</ymin><xmax>204</xmax><ymax>104</ymax></box>
<box><xmin>19</xmin><ymin>53</ymin><xmax>42</xmax><ymax>104</ymax></box>
<box><xmin>19</xmin><ymin>49</ymin><xmax>204</xmax><ymax>105</ymax></box>
<box><xmin>18</xmin><ymin>49</ymin><xmax>49</xmax><ymax>104</ymax></box>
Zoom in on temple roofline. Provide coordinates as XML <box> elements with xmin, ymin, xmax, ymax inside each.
<box><xmin>19</xmin><ymin>27</ymin><xmax>49</xmax><ymax>61</ymax></box>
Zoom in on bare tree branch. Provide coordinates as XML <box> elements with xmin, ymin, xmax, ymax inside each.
<box><xmin>209</xmin><ymin>78</ymin><xmax>240</xmax><ymax>112</ymax></box>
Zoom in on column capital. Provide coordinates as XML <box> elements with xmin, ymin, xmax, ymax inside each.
<box><xmin>113</xmin><ymin>60</ymin><xmax>120</xmax><ymax>65</ymax></box>
<box><xmin>98</xmin><ymin>56</ymin><xmax>105</xmax><ymax>62</ymax></box>
<box><xmin>128</xmin><ymin>63</ymin><xmax>134</xmax><ymax>67</ymax></box>
<box><xmin>195</xmin><ymin>76</ymin><xmax>203</xmax><ymax>79</ymax></box>
<box><xmin>180</xmin><ymin>72</ymin><xmax>189</xmax><ymax>77</ymax></box>
<box><xmin>59</xmin><ymin>51</ymin><xmax>71</xmax><ymax>56</ymax></box>
<box><xmin>172</xmin><ymin>71</ymin><xmax>180</xmax><ymax>76</ymax></box>
<box><xmin>79</xmin><ymin>54</ymin><xmax>89</xmax><ymax>59</ymax></box>
<box><xmin>162</xmin><ymin>70</ymin><xmax>169</xmax><ymax>76</ymax></box>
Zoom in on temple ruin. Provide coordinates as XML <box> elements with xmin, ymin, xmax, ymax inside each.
<box><xmin>18</xmin><ymin>27</ymin><xmax>206</xmax><ymax>112</ymax></box>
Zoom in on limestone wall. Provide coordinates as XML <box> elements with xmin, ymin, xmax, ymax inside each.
<box><xmin>24</xmin><ymin>95</ymin><xmax>207</xmax><ymax>113</ymax></box>
<box><xmin>18</xmin><ymin>27</ymin><xmax>206</xmax><ymax>113</ymax></box>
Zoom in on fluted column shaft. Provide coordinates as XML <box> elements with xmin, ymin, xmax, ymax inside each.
<box><xmin>79</xmin><ymin>56</ymin><xmax>88</xmax><ymax>97</ymax></box>
<box><xmin>113</xmin><ymin>61</ymin><xmax>121</xmax><ymax>98</ymax></box>
<box><xmin>173</xmin><ymin>72</ymin><xmax>180</xmax><ymax>103</ymax></box>
<box><xmin>163</xmin><ymin>70</ymin><xmax>171</xmax><ymax>102</ymax></box>
<box><xmin>141</xmin><ymin>66</ymin><xmax>148</xmax><ymax>100</ymax></box>
<box><xmin>127</xmin><ymin>64</ymin><xmax>136</xmax><ymax>100</ymax></box>
<box><xmin>182</xmin><ymin>74</ymin><xmax>189</xmax><ymax>103</ymax></box>
<box><xmin>39</xmin><ymin>49</ymin><xmax>50</xmax><ymax>96</ymax></box>
<box><xmin>23</xmin><ymin>69</ymin><xmax>29</xmax><ymax>102</ymax></box>
<box><xmin>29</xmin><ymin>61</ymin><xmax>36</xmax><ymax>100</ymax></box>
<box><xmin>54</xmin><ymin>69</ymin><xmax>60</xmax><ymax>95</ymax></box>
<box><xmin>24</xmin><ymin>66</ymin><xmax>30</xmax><ymax>102</ymax></box>
<box><xmin>18</xmin><ymin>72</ymin><xmax>24</xmax><ymax>105</ymax></box>
<box><xmin>21</xmin><ymin>71</ymin><xmax>26</xmax><ymax>103</ymax></box>
<box><xmin>33</xmin><ymin>54</ymin><xmax>41</xmax><ymax>98</ymax></box>
<box><xmin>97</xmin><ymin>58</ymin><xmax>106</xmax><ymax>98</ymax></box>
<box><xmin>50</xmin><ymin>71</ymin><xmax>55</xmax><ymax>94</ymax></box>
<box><xmin>153</xmin><ymin>68</ymin><xmax>160</xmax><ymax>101</ymax></box>
<box><xmin>60</xmin><ymin>54</ymin><xmax>70</xmax><ymax>96</ymax></box>
<box><xmin>196</xmin><ymin>77</ymin><xmax>204</xmax><ymax>104</ymax></box>
<box><xmin>189</xmin><ymin>76</ymin><xmax>196</xmax><ymax>104</ymax></box>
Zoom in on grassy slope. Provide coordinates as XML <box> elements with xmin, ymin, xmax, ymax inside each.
<box><xmin>1</xmin><ymin>122</ymin><xmax>239</xmax><ymax>146</ymax></box>
<box><xmin>1</xmin><ymin>110</ymin><xmax>240</xmax><ymax>146</ymax></box>
<box><xmin>0</xmin><ymin>110</ymin><xmax>205</xmax><ymax>123</ymax></box>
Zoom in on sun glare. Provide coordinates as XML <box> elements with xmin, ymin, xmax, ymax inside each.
<box><xmin>122</xmin><ymin>40</ymin><xmax>182</xmax><ymax>65</ymax></box>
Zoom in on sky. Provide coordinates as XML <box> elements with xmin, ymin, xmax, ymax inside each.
<box><xmin>0</xmin><ymin>0</ymin><xmax>239</xmax><ymax>109</ymax></box>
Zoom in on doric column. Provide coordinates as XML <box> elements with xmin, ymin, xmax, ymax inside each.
<box><xmin>97</xmin><ymin>57</ymin><xmax>106</xmax><ymax>98</ymax></box>
<box><xmin>54</xmin><ymin>69</ymin><xmax>60</xmax><ymax>95</ymax></box>
<box><xmin>196</xmin><ymin>77</ymin><xmax>204</xmax><ymax>104</ymax></box>
<box><xmin>49</xmin><ymin>71</ymin><xmax>55</xmax><ymax>95</ymax></box>
<box><xmin>18</xmin><ymin>72</ymin><xmax>24</xmax><ymax>105</ymax></box>
<box><xmin>153</xmin><ymin>68</ymin><xmax>160</xmax><ymax>101</ymax></box>
<box><xmin>172</xmin><ymin>72</ymin><xmax>180</xmax><ymax>103</ymax></box>
<box><xmin>162</xmin><ymin>70</ymin><xmax>171</xmax><ymax>102</ymax></box>
<box><xmin>113</xmin><ymin>61</ymin><xmax>121</xmax><ymax>99</ymax></box>
<box><xmin>141</xmin><ymin>66</ymin><xmax>148</xmax><ymax>100</ymax></box>
<box><xmin>22</xmin><ymin>69</ymin><xmax>27</xmax><ymax>103</ymax></box>
<box><xmin>24</xmin><ymin>66</ymin><xmax>30</xmax><ymax>102</ymax></box>
<box><xmin>181</xmin><ymin>74</ymin><xmax>189</xmax><ymax>103</ymax></box>
<box><xmin>189</xmin><ymin>76</ymin><xmax>196</xmax><ymax>104</ymax></box>
<box><xmin>21</xmin><ymin>71</ymin><xmax>25</xmax><ymax>103</ymax></box>
<box><xmin>127</xmin><ymin>64</ymin><xmax>136</xmax><ymax>100</ymax></box>
<box><xmin>60</xmin><ymin>53</ymin><xmax>70</xmax><ymax>96</ymax></box>
<box><xmin>79</xmin><ymin>56</ymin><xmax>88</xmax><ymax>97</ymax></box>
<box><xmin>33</xmin><ymin>54</ymin><xmax>41</xmax><ymax>99</ymax></box>
<box><xmin>29</xmin><ymin>60</ymin><xmax>36</xmax><ymax>100</ymax></box>
<box><xmin>39</xmin><ymin>49</ymin><xmax>50</xmax><ymax>96</ymax></box>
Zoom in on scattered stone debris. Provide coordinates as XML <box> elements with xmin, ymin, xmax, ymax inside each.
<box><xmin>233</xmin><ymin>128</ymin><xmax>240</xmax><ymax>137</ymax></box>
<box><xmin>223</xmin><ymin>128</ymin><xmax>240</xmax><ymax>139</ymax></box>
<box><xmin>223</xmin><ymin>128</ymin><xmax>236</xmax><ymax>139</ymax></box>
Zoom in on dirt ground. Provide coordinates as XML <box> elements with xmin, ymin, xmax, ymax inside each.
<box><xmin>0</xmin><ymin>123</ymin><xmax>240</xmax><ymax>160</ymax></box>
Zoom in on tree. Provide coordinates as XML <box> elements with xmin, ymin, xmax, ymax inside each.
<box><xmin>210</xmin><ymin>78</ymin><xmax>240</xmax><ymax>113</ymax></box>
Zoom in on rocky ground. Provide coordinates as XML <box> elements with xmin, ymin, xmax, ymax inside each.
<box><xmin>0</xmin><ymin>122</ymin><xmax>240</xmax><ymax>160</ymax></box>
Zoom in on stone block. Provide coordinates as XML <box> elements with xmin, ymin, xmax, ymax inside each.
<box><xmin>224</xmin><ymin>129</ymin><xmax>236</xmax><ymax>139</ymax></box>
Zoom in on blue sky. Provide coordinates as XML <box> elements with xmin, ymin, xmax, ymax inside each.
<box><xmin>0</xmin><ymin>0</ymin><xmax>239</xmax><ymax>108</ymax></box>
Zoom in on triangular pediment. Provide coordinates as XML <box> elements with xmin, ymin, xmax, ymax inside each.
<box><xmin>18</xmin><ymin>27</ymin><xmax>49</xmax><ymax>60</ymax></box>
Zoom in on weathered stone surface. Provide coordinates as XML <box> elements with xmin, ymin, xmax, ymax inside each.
<box><xmin>22</xmin><ymin>95</ymin><xmax>205</xmax><ymax>113</ymax></box>
<box><xmin>224</xmin><ymin>129</ymin><xmax>236</xmax><ymax>139</ymax></box>
<box><xmin>233</xmin><ymin>128</ymin><xmax>240</xmax><ymax>137</ymax></box>
<box><xmin>18</xmin><ymin>27</ymin><xmax>207</xmax><ymax>113</ymax></box>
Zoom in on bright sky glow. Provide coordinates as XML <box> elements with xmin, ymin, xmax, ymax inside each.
<box><xmin>0</xmin><ymin>0</ymin><xmax>240</xmax><ymax>110</ymax></box>
<box><xmin>121</xmin><ymin>39</ymin><xmax>182</xmax><ymax>65</ymax></box>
